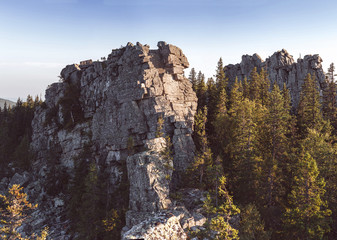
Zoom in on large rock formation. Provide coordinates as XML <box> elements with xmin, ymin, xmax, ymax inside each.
<box><xmin>12</xmin><ymin>41</ymin><xmax>198</xmax><ymax>239</ymax></box>
<box><xmin>6</xmin><ymin>45</ymin><xmax>325</xmax><ymax>239</ymax></box>
<box><xmin>33</xmin><ymin>41</ymin><xmax>196</xmax><ymax>178</ymax></box>
<box><xmin>225</xmin><ymin>49</ymin><xmax>326</xmax><ymax>106</ymax></box>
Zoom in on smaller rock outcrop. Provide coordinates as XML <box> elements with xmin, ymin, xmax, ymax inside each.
<box><xmin>127</xmin><ymin>138</ymin><xmax>172</xmax><ymax>213</ymax></box>
<box><xmin>225</xmin><ymin>49</ymin><xmax>326</xmax><ymax>106</ymax></box>
<box><xmin>123</xmin><ymin>137</ymin><xmax>207</xmax><ymax>239</ymax></box>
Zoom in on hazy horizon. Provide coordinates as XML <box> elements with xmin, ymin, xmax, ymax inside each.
<box><xmin>1</xmin><ymin>0</ymin><xmax>337</xmax><ymax>101</ymax></box>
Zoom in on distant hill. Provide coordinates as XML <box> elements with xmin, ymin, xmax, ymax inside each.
<box><xmin>0</xmin><ymin>98</ymin><xmax>15</xmax><ymax>109</ymax></box>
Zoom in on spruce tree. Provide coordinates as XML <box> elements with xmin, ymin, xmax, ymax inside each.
<box><xmin>228</xmin><ymin>78</ymin><xmax>243</xmax><ymax>115</ymax></box>
<box><xmin>188</xmin><ymin>67</ymin><xmax>197</xmax><ymax>91</ymax></box>
<box><xmin>201</xmin><ymin>176</ymin><xmax>240</xmax><ymax>240</ymax></box>
<box><xmin>214</xmin><ymin>58</ymin><xmax>229</xmax><ymax>114</ymax></box>
<box><xmin>297</xmin><ymin>73</ymin><xmax>325</xmax><ymax>135</ymax></box>
<box><xmin>326</xmin><ymin>63</ymin><xmax>335</xmax><ymax>82</ymax></box>
<box><xmin>240</xmin><ymin>204</ymin><xmax>271</xmax><ymax>240</ymax></box>
<box><xmin>212</xmin><ymin>80</ymin><xmax>228</xmax><ymax>156</ymax></box>
<box><xmin>301</xmin><ymin>128</ymin><xmax>337</xmax><ymax>238</ymax></box>
<box><xmin>13</xmin><ymin>133</ymin><xmax>32</xmax><ymax>170</ymax></box>
<box><xmin>242</xmin><ymin>77</ymin><xmax>250</xmax><ymax>99</ymax></box>
<box><xmin>77</xmin><ymin>162</ymin><xmax>101</xmax><ymax>240</ymax></box>
<box><xmin>258</xmin><ymin>84</ymin><xmax>290</xmax><ymax>208</ymax></box>
<box><xmin>281</xmin><ymin>83</ymin><xmax>292</xmax><ymax>114</ymax></box>
<box><xmin>215</xmin><ymin>58</ymin><xmax>225</xmax><ymax>87</ymax></box>
<box><xmin>206</xmin><ymin>78</ymin><xmax>217</xmax><ymax>118</ymax></box>
<box><xmin>249</xmin><ymin>67</ymin><xmax>260</xmax><ymax>102</ymax></box>
<box><xmin>322</xmin><ymin>64</ymin><xmax>337</xmax><ymax>133</ymax></box>
<box><xmin>227</xmin><ymin>98</ymin><xmax>266</xmax><ymax>204</ymax></box>
<box><xmin>196</xmin><ymin>71</ymin><xmax>207</xmax><ymax>109</ymax></box>
<box><xmin>283</xmin><ymin>151</ymin><xmax>331</xmax><ymax>239</ymax></box>
<box><xmin>254</xmin><ymin>84</ymin><xmax>293</xmax><ymax>234</ymax></box>
<box><xmin>259</xmin><ymin>68</ymin><xmax>270</xmax><ymax>106</ymax></box>
<box><xmin>207</xmin><ymin>77</ymin><xmax>220</xmax><ymax>155</ymax></box>
<box><xmin>192</xmin><ymin>106</ymin><xmax>213</xmax><ymax>188</ymax></box>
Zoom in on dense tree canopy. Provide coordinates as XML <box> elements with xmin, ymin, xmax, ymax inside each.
<box><xmin>189</xmin><ymin>63</ymin><xmax>337</xmax><ymax>239</ymax></box>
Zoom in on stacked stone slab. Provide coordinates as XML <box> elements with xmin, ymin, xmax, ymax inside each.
<box><xmin>29</xmin><ymin>41</ymin><xmax>197</xmax><ymax>239</ymax></box>
<box><xmin>225</xmin><ymin>49</ymin><xmax>326</xmax><ymax>107</ymax></box>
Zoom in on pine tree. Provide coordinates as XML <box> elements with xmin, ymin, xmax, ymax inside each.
<box><xmin>242</xmin><ymin>77</ymin><xmax>250</xmax><ymax>99</ymax></box>
<box><xmin>0</xmin><ymin>113</ymin><xmax>10</xmax><ymax>169</ymax></box>
<box><xmin>282</xmin><ymin>151</ymin><xmax>331</xmax><ymax>239</ymax></box>
<box><xmin>227</xmin><ymin>98</ymin><xmax>266</xmax><ymax>204</ymax></box>
<box><xmin>326</xmin><ymin>63</ymin><xmax>335</xmax><ymax>82</ymax></box>
<box><xmin>281</xmin><ymin>83</ymin><xmax>292</xmax><ymax>114</ymax></box>
<box><xmin>301</xmin><ymin>128</ymin><xmax>337</xmax><ymax>238</ymax></box>
<box><xmin>34</xmin><ymin>95</ymin><xmax>43</xmax><ymax>106</ymax></box>
<box><xmin>13</xmin><ymin>133</ymin><xmax>32</xmax><ymax>170</ymax></box>
<box><xmin>297</xmin><ymin>73</ymin><xmax>325</xmax><ymax>135</ymax></box>
<box><xmin>196</xmin><ymin>71</ymin><xmax>207</xmax><ymax>109</ymax></box>
<box><xmin>206</xmin><ymin>77</ymin><xmax>220</xmax><ymax>155</ymax></box>
<box><xmin>77</xmin><ymin>162</ymin><xmax>101</xmax><ymax>240</ymax></box>
<box><xmin>206</xmin><ymin>77</ymin><xmax>217</xmax><ymax>120</ymax></box>
<box><xmin>209</xmin><ymin>176</ymin><xmax>240</xmax><ymax>240</ymax></box>
<box><xmin>215</xmin><ymin>58</ymin><xmax>228</xmax><ymax>94</ymax></box>
<box><xmin>69</xmin><ymin>152</ymin><xmax>110</xmax><ymax>240</ymax></box>
<box><xmin>188</xmin><ymin>68</ymin><xmax>197</xmax><ymax>91</ymax></box>
<box><xmin>0</xmin><ymin>95</ymin><xmax>39</xmax><ymax>170</ymax></box>
<box><xmin>0</xmin><ymin>185</ymin><xmax>48</xmax><ymax>240</ymax></box>
<box><xmin>228</xmin><ymin>78</ymin><xmax>243</xmax><ymax>115</ymax></box>
<box><xmin>253</xmin><ymin>84</ymin><xmax>294</xmax><ymax>234</ymax></box>
<box><xmin>68</xmin><ymin>146</ymin><xmax>92</xmax><ymax>236</ymax></box>
<box><xmin>216</xmin><ymin>87</ymin><xmax>228</xmax><ymax>117</ymax></box>
<box><xmin>240</xmin><ymin>204</ymin><xmax>271</xmax><ymax>240</ymax></box>
<box><xmin>211</xmin><ymin>80</ymin><xmax>229</xmax><ymax>156</ymax></box>
<box><xmin>199</xmin><ymin>176</ymin><xmax>240</xmax><ymax>240</ymax></box>
<box><xmin>258</xmin><ymin>84</ymin><xmax>290</xmax><ymax>208</ymax></box>
<box><xmin>249</xmin><ymin>67</ymin><xmax>260</xmax><ymax>102</ymax></box>
<box><xmin>215</xmin><ymin>58</ymin><xmax>225</xmax><ymax>87</ymax></box>
<box><xmin>259</xmin><ymin>68</ymin><xmax>270</xmax><ymax>106</ymax></box>
<box><xmin>192</xmin><ymin>106</ymin><xmax>213</xmax><ymax>188</ymax></box>
<box><xmin>323</xmin><ymin>64</ymin><xmax>337</xmax><ymax>132</ymax></box>
<box><xmin>248</xmin><ymin>67</ymin><xmax>270</xmax><ymax>105</ymax></box>
<box><xmin>222</xmin><ymin>78</ymin><xmax>244</xmax><ymax>165</ymax></box>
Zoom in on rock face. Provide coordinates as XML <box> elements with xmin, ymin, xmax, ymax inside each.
<box><xmin>22</xmin><ymin>41</ymin><xmax>198</xmax><ymax>239</ymax></box>
<box><xmin>122</xmin><ymin>136</ymin><xmax>207</xmax><ymax>239</ymax></box>
<box><xmin>225</xmin><ymin>49</ymin><xmax>326</xmax><ymax>106</ymax></box>
<box><xmin>122</xmin><ymin>211</ymin><xmax>187</xmax><ymax>240</ymax></box>
<box><xmin>33</xmin><ymin>41</ymin><xmax>196</xmax><ymax>176</ymax></box>
<box><xmin>127</xmin><ymin>138</ymin><xmax>173</xmax><ymax>213</ymax></box>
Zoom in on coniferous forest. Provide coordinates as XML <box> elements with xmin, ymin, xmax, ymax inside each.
<box><xmin>185</xmin><ymin>60</ymin><xmax>337</xmax><ymax>239</ymax></box>
<box><xmin>1</xmin><ymin>59</ymin><xmax>337</xmax><ymax>239</ymax></box>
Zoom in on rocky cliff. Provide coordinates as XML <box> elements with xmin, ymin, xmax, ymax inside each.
<box><xmin>2</xmin><ymin>46</ymin><xmax>325</xmax><ymax>239</ymax></box>
<box><xmin>0</xmin><ymin>42</ymin><xmax>200</xmax><ymax>239</ymax></box>
<box><xmin>225</xmin><ymin>49</ymin><xmax>326</xmax><ymax>106</ymax></box>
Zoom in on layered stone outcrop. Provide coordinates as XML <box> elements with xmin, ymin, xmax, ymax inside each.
<box><xmin>26</xmin><ymin>41</ymin><xmax>198</xmax><ymax>239</ymax></box>
<box><xmin>33</xmin><ymin>41</ymin><xmax>196</xmax><ymax>175</ymax></box>
<box><xmin>225</xmin><ymin>49</ymin><xmax>326</xmax><ymax>106</ymax></box>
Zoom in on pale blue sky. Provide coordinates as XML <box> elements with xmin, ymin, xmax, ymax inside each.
<box><xmin>1</xmin><ymin>0</ymin><xmax>337</xmax><ymax>101</ymax></box>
